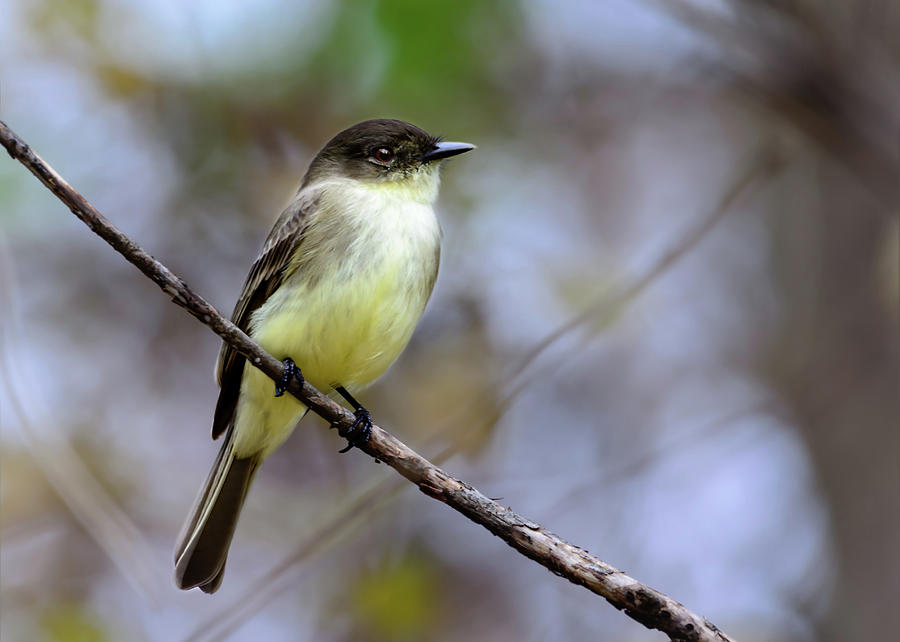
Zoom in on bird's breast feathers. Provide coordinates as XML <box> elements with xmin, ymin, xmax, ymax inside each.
<box><xmin>249</xmin><ymin>178</ymin><xmax>442</xmax><ymax>392</ymax></box>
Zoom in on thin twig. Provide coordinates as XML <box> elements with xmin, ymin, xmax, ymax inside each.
<box><xmin>1</xmin><ymin>120</ymin><xmax>735</xmax><ymax>642</ymax></box>
<box><xmin>503</xmin><ymin>148</ymin><xmax>778</xmax><ymax>395</ymax></box>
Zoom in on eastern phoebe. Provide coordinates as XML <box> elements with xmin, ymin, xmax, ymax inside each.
<box><xmin>174</xmin><ymin>119</ymin><xmax>474</xmax><ymax>593</ymax></box>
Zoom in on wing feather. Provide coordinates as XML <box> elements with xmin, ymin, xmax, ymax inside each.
<box><xmin>211</xmin><ymin>191</ymin><xmax>318</xmax><ymax>439</ymax></box>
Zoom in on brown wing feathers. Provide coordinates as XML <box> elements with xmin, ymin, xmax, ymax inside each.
<box><xmin>211</xmin><ymin>197</ymin><xmax>314</xmax><ymax>439</ymax></box>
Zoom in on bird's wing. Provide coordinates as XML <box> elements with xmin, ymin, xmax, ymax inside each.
<box><xmin>211</xmin><ymin>190</ymin><xmax>319</xmax><ymax>439</ymax></box>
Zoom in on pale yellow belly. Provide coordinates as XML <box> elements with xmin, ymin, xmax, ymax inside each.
<box><xmin>255</xmin><ymin>261</ymin><xmax>429</xmax><ymax>391</ymax></box>
<box><xmin>231</xmin><ymin>242</ymin><xmax>437</xmax><ymax>458</ymax></box>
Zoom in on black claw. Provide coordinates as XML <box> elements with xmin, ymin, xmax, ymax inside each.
<box><xmin>274</xmin><ymin>358</ymin><xmax>303</xmax><ymax>397</ymax></box>
<box><xmin>332</xmin><ymin>386</ymin><xmax>373</xmax><ymax>453</ymax></box>
<box><xmin>338</xmin><ymin>408</ymin><xmax>372</xmax><ymax>453</ymax></box>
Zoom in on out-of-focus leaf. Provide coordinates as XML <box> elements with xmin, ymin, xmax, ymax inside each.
<box><xmin>551</xmin><ymin>265</ymin><xmax>624</xmax><ymax>334</ymax></box>
<box><xmin>373</xmin><ymin>0</ymin><xmax>512</xmax><ymax>113</ymax></box>
<box><xmin>302</xmin><ymin>0</ymin><xmax>524</xmax><ymax>127</ymax></box>
<box><xmin>0</xmin><ymin>450</ymin><xmax>59</xmax><ymax>529</ymax></box>
<box><xmin>29</xmin><ymin>0</ymin><xmax>100</xmax><ymax>41</ymax></box>
<box><xmin>95</xmin><ymin>64</ymin><xmax>150</xmax><ymax>98</ymax></box>
<box><xmin>40</xmin><ymin>603</ymin><xmax>108</xmax><ymax>642</ymax></box>
<box><xmin>346</xmin><ymin>548</ymin><xmax>443</xmax><ymax>641</ymax></box>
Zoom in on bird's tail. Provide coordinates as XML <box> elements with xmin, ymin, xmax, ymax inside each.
<box><xmin>174</xmin><ymin>428</ymin><xmax>258</xmax><ymax>593</ymax></box>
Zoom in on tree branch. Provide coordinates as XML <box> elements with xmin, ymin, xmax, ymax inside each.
<box><xmin>1</xmin><ymin>120</ymin><xmax>735</xmax><ymax>642</ymax></box>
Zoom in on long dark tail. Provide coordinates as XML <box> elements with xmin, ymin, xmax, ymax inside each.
<box><xmin>174</xmin><ymin>429</ymin><xmax>258</xmax><ymax>593</ymax></box>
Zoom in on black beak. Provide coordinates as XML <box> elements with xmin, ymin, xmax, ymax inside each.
<box><xmin>422</xmin><ymin>141</ymin><xmax>476</xmax><ymax>162</ymax></box>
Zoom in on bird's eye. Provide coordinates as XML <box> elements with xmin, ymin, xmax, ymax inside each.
<box><xmin>373</xmin><ymin>147</ymin><xmax>394</xmax><ymax>163</ymax></box>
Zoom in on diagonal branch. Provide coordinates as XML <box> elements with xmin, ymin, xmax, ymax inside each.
<box><xmin>1</xmin><ymin>120</ymin><xmax>735</xmax><ymax>642</ymax></box>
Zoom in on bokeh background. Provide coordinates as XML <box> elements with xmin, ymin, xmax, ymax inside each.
<box><xmin>1</xmin><ymin>1</ymin><xmax>897</xmax><ymax>641</ymax></box>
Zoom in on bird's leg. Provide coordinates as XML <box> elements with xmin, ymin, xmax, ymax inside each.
<box><xmin>334</xmin><ymin>386</ymin><xmax>373</xmax><ymax>453</ymax></box>
<box><xmin>274</xmin><ymin>358</ymin><xmax>304</xmax><ymax>397</ymax></box>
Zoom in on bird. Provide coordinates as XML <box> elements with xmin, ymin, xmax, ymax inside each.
<box><xmin>174</xmin><ymin>119</ymin><xmax>474</xmax><ymax>593</ymax></box>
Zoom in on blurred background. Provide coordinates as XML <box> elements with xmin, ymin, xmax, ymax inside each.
<box><xmin>1</xmin><ymin>1</ymin><xmax>897</xmax><ymax>641</ymax></box>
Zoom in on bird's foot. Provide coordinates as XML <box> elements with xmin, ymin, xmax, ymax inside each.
<box><xmin>332</xmin><ymin>386</ymin><xmax>372</xmax><ymax>453</ymax></box>
<box><xmin>337</xmin><ymin>408</ymin><xmax>372</xmax><ymax>453</ymax></box>
<box><xmin>274</xmin><ymin>358</ymin><xmax>304</xmax><ymax>397</ymax></box>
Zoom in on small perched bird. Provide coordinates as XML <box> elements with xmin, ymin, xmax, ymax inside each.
<box><xmin>174</xmin><ymin>119</ymin><xmax>474</xmax><ymax>593</ymax></box>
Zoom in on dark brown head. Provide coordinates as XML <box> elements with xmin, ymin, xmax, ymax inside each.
<box><xmin>302</xmin><ymin>119</ymin><xmax>474</xmax><ymax>187</ymax></box>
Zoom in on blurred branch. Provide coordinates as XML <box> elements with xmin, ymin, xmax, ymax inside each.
<box><xmin>186</xmin><ymin>475</ymin><xmax>408</xmax><ymax>642</ymax></box>
<box><xmin>0</xmin><ymin>365</ymin><xmax>163</xmax><ymax>602</ymax></box>
<box><xmin>1</xmin><ymin>120</ymin><xmax>735</xmax><ymax>642</ymax></box>
<box><xmin>504</xmin><ymin>148</ymin><xmax>779</xmax><ymax>397</ymax></box>
<box><xmin>0</xmin><ymin>233</ymin><xmax>162</xmax><ymax>602</ymax></box>
<box><xmin>652</xmin><ymin>0</ymin><xmax>900</xmax><ymax>210</ymax></box>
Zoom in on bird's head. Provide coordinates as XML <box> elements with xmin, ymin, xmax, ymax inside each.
<box><xmin>304</xmin><ymin>119</ymin><xmax>474</xmax><ymax>202</ymax></box>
